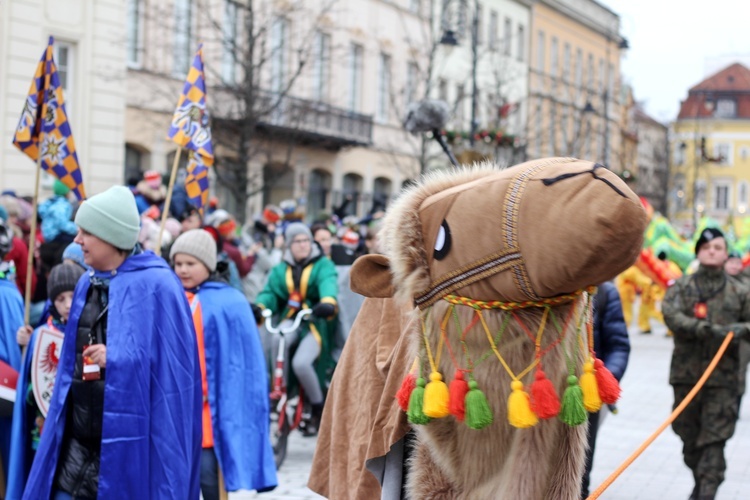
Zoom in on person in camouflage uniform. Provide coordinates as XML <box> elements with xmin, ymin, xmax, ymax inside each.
<box><xmin>662</xmin><ymin>228</ymin><xmax>750</xmax><ymax>500</ymax></box>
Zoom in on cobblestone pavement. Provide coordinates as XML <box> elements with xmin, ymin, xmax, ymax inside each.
<box><xmin>233</xmin><ymin>319</ymin><xmax>750</xmax><ymax>499</ymax></box>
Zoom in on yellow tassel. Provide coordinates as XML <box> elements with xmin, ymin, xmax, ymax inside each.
<box><xmin>580</xmin><ymin>361</ymin><xmax>602</xmax><ymax>412</ymax></box>
<box><xmin>423</xmin><ymin>371</ymin><xmax>450</xmax><ymax>418</ymax></box>
<box><xmin>507</xmin><ymin>380</ymin><xmax>539</xmax><ymax>428</ymax></box>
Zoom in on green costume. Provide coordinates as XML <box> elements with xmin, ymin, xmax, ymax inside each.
<box><xmin>256</xmin><ymin>252</ymin><xmax>338</xmax><ymax>386</ymax></box>
<box><xmin>662</xmin><ymin>265</ymin><xmax>750</xmax><ymax>499</ymax></box>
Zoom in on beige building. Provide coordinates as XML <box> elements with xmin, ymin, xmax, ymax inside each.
<box><xmin>527</xmin><ymin>0</ymin><xmax>627</xmax><ymax>170</ymax></box>
<box><xmin>0</xmin><ymin>0</ymin><xmax>127</xmax><ymax>196</ymax></box>
<box><xmin>633</xmin><ymin>104</ymin><xmax>668</xmax><ymax>214</ymax></box>
<box><xmin>125</xmin><ymin>0</ymin><xmax>434</xmax><ymax>221</ymax></box>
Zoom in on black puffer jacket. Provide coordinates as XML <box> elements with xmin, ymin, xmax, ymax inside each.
<box><xmin>55</xmin><ymin>280</ymin><xmax>108</xmax><ymax>498</ymax></box>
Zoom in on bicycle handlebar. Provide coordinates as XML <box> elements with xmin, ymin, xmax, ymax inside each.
<box><xmin>264</xmin><ymin>308</ymin><xmax>313</xmax><ymax>335</ymax></box>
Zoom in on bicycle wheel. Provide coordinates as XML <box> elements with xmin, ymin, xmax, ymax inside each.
<box><xmin>269</xmin><ymin>398</ymin><xmax>290</xmax><ymax>469</ymax></box>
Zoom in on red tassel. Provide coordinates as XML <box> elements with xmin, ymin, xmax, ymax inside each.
<box><xmin>594</xmin><ymin>358</ymin><xmax>621</xmax><ymax>404</ymax></box>
<box><xmin>530</xmin><ymin>368</ymin><xmax>561</xmax><ymax>419</ymax></box>
<box><xmin>396</xmin><ymin>373</ymin><xmax>416</xmax><ymax>411</ymax></box>
<box><xmin>448</xmin><ymin>370</ymin><xmax>469</xmax><ymax>421</ymax></box>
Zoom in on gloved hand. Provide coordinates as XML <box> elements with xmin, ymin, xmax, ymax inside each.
<box><xmin>311</xmin><ymin>302</ymin><xmax>336</xmax><ymax>318</ymax></box>
<box><xmin>250</xmin><ymin>303</ymin><xmax>264</xmax><ymax>325</ymax></box>
<box><xmin>696</xmin><ymin>321</ymin><xmax>713</xmax><ymax>338</ymax></box>
<box><xmin>724</xmin><ymin>323</ymin><xmax>749</xmax><ymax>340</ymax></box>
<box><xmin>710</xmin><ymin>324</ymin><xmax>729</xmax><ymax>339</ymax></box>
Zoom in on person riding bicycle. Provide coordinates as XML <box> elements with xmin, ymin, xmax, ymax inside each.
<box><xmin>171</xmin><ymin>229</ymin><xmax>277</xmax><ymax>498</ymax></box>
<box><xmin>256</xmin><ymin>222</ymin><xmax>338</xmax><ymax>436</ymax></box>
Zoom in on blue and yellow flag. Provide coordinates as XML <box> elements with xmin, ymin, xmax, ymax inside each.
<box><xmin>13</xmin><ymin>36</ymin><xmax>86</xmax><ymax>200</ymax></box>
<box><xmin>167</xmin><ymin>44</ymin><xmax>214</xmax><ymax>211</ymax></box>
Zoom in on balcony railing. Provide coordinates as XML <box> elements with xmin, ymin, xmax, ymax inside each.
<box><xmin>255</xmin><ymin>91</ymin><xmax>373</xmax><ymax>148</ymax></box>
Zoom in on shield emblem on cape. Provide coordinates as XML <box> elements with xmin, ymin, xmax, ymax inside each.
<box><xmin>32</xmin><ymin>327</ymin><xmax>64</xmax><ymax>418</ymax></box>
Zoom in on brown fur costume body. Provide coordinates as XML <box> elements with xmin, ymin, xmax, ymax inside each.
<box><xmin>310</xmin><ymin>158</ymin><xmax>647</xmax><ymax>499</ymax></box>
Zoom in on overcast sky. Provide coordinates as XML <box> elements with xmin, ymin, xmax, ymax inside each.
<box><xmin>603</xmin><ymin>0</ymin><xmax>750</xmax><ymax>124</ymax></box>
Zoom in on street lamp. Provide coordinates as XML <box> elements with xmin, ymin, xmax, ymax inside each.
<box><xmin>439</xmin><ymin>0</ymin><xmax>479</xmax><ymax>147</ymax></box>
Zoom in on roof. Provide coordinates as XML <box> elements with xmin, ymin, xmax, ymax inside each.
<box><xmin>690</xmin><ymin>63</ymin><xmax>750</xmax><ymax>92</ymax></box>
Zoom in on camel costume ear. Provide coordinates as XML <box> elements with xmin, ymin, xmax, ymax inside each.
<box><xmin>350</xmin><ymin>254</ymin><xmax>395</xmax><ymax>298</ymax></box>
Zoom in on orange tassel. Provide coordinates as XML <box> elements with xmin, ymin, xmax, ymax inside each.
<box><xmin>396</xmin><ymin>373</ymin><xmax>416</xmax><ymax>412</ymax></box>
<box><xmin>594</xmin><ymin>358</ymin><xmax>621</xmax><ymax>404</ymax></box>
<box><xmin>530</xmin><ymin>368</ymin><xmax>561</xmax><ymax>419</ymax></box>
<box><xmin>449</xmin><ymin>370</ymin><xmax>469</xmax><ymax>421</ymax></box>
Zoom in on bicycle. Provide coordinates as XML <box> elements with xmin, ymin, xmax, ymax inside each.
<box><xmin>263</xmin><ymin>307</ymin><xmax>313</xmax><ymax>469</ymax></box>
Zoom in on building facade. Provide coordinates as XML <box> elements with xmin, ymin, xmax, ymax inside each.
<box><xmin>527</xmin><ymin>0</ymin><xmax>627</xmax><ymax>171</ymax></box>
<box><xmin>633</xmin><ymin>104</ymin><xmax>668</xmax><ymax>214</ymax></box>
<box><xmin>0</xmin><ymin>0</ymin><xmax>127</xmax><ymax>196</ymax></box>
<box><xmin>669</xmin><ymin>63</ymin><xmax>750</xmax><ymax>235</ymax></box>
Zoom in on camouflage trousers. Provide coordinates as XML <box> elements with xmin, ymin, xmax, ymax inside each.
<box><xmin>672</xmin><ymin>384</ymin><xmax>740</xmax><ymax>497</ymax></box>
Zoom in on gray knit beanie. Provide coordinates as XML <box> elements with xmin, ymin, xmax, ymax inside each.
<box><xmin>170</xmin><ymin>229</ymin><xmax>217</xmax><ymax>272</ymax></box>
<box><xmin>47</xmin><ymin>263</ymin><xmax>85</xmax><ymax>301</ymax></box>
<box><xmin>284</xmin><ymin>222</ymin><xmax>313</xmax><ymax>248</ymax></box>
<box><xmin>75</xmin><ymin>186</ymin><xmax>140</xmax><ymax>250</ymax></box>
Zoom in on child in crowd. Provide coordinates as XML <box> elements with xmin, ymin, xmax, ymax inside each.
<box><xmin>170</xmin><ymin>229</ymin><xmax>277</xmax><ymax>499</ymax></box>
<box><xmin>7</xmin><ymin>263</ymin><xmax>85</xmax><ymax>498</ymax></box>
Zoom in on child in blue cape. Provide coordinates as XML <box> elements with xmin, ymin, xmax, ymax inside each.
<box><xmin>170</xmin><ymin>229</ymin><xmax>277</xmax><ymax>499</ymax></box>
<box><xmin>0</xmin><ymin>220</ymin><xmax>23</xmax><ymax>483</ymax></box>
<box><xmin>7</xmin><ymin>263</ymin><xmax>84</xmax><ymax>499</ymax></box>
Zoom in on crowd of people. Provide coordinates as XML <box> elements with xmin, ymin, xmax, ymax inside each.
<box><xmin>0</xmin><ymin>170</ymin><xmax>386</xmax><ymax>498</ymax></box>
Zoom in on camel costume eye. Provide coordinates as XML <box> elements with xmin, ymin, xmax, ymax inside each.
<box><xmin>433</xmin><ymin>220</ymin><xmax>451</xmax><ymax>260</ymax></box>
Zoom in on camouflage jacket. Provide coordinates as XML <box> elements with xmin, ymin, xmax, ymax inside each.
<box><xmin>662</xmin><ymin>265</ymin><xmax>750</xmax><ymax>388</ymax></box>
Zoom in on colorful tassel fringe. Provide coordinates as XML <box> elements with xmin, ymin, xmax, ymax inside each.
<box><xmin>530</xmin><ymin>368</ymin><xmax>561</xmax><ymax>419</ymax></box>
<box><xmin>449</xmin><ymin>370</ymin><xmax>469</xmax><ymax>421</ymax></box>
<box><xmin>396</xmin><ymin>373</ymin><xmax>416</xmax><ymax>412</ymax></box>
<box><xmin>423</xmin><ymin>372</ymin><xmax>450</xmax><ymax>418</ymax></box>
<box><xmin>465</xmin><ymin>380</ymin><xmax>493</xmax><ymax>430</ymax></box>
<box><xmin>507</xmin><ymin>380</ymin><xmax>539</xmax><ymax>428</ymax></box>
<box><xmin>594</xmin><ymin>358</ymin><xmax>621</xmax><ymax>404</ymax></box>
<box><xmin>580</xmin><ymin>361</ymin><xmax>602</xmax><ymax>412</ymax></box>
<box><xmin>559</xmin><ymin>375</ymin><xmax>587</xmax><ymax>426</ymax></box>
<box><xmin>407</xmin><ymin>377</ymin><xmax>431</xmax><ymax>425</ymax></box>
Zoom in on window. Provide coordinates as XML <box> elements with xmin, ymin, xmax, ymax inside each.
<box><xmin>489</xmin><ymin>11</ymin><xmax>498</xmax><ymax>50</ymax></box>
<box><xmin>587</xmin><ymin>53</ymin><xmax>594</xmax><ymax>90</ymax></box>
<box><xmin>714</xmin><ymin>183</ymin><xmax>730</xmax><ymax>211</ymax></box>
<box><xmin>455</xmin><ymin>84</ymin><xmax>465</xmax><ymax>127</ymax></box>
<box><xmin>173</xmin><ymin>0</ymin><xmax>192</xmax><ymax>76</ymax></box>
<box><xmin>536</xmin><ymin>31</ymin><xmax>545</xmax><ymax>72</ymax></box>
<box><xmin>312</xmin><ymin>31</ymin><xmax>331</xmax><ymax>102</ymax></box>
<box><xmin>503</xmin><ymin>17</ymin><xmax>523</xmax><ymax>56</ymax></box>
<box><xmin>126</xmin><ymin>0</ymin><xmax>142</xmax><ymax>67</ymax></box>
<box><xmin>221</xmin><ymin>1</ymin><xmax>238</xmax><ymax>84</ymax></box>
<box><xmin>598</xmin><ymin>58</ymin><xmax>605</xmax><ymax>92</ymax></box>
<box><xmin>475</xmin><ymin>4</ymin><xmax>483</xmax><ymax>45</ymax></box>
<box><xmin>54</xmin><ymin>42</ymin><xmax>73</xmax><ymax>96</ymax></box>
<box><xmin>456</xmin><ymin>0</ymin><xmax>467</xmax><ymax>38</ymax></box>
<box><xmin>534</xmin><ymin>99</ymin><xmax>542</xmax><ymax>157</ymax></box>
<box><xmin>575</xmin><ymin>48</ymin><xmax>583</xmax><ymax>92</ymax></box>
<box><xmin>562</xmin><ymin>43</ymin><xmax>571</xmax><ymax>83</ymax></box>
<box><xmin>406</xmin><ymin>62</ymin><xmax>418</xmax><ymax>105</ymax></box>
<box><xmin>715</xmin><ymin>99</ymin><xmax>737</xmax><ymax>118</ymax></box>
<box><xmin>377</xmin><ymin>53</ymin><xmax>391</xmax><ymax>122</ymax></box>
<box><xmin>738</xmin><ymin>181</ymin><xmax>748</xmax><ymax>212</ymax></box>
<box><xmin>516</xmin><ymin>25</ymin><xmax>524</xmax><ymax>61</ymax></box>
<box><xmin>608</xmin><ymin>62</ymin><xmax>614</xmax><ymax>97</ymax></box>
<box><xmin>348</xmin><ymin>43</ymin><xmax>364</xmax><ymax>111</ymax></box>
<box><xmin>438</xmin><ymin>78</ymin><xmax>448</xmax><ymax>102</ymax></box>
<box><xmin>550</xmin><ymin>37</ymin><xmax>559</xmax><ymax>80</ymax></box>
<box><xmin>714</xmin><ymin>143</ymin><xmax>732</xmax><ymax>165</ymax></box>
<box><xmin>270</xmin><ymin>17</ymin><xmax>288</xmax><ymax>93</ymax></box>
<box><xmin>674</xmin><ymin>143</ymin><xmax>686</xmax><ymax>166</ymax></box>
<box><xmin>740</xmin><ymin>147</ymin><xmax>750</xmax><ymax>161</ymax></box>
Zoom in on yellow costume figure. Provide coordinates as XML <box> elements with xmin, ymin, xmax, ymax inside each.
<box><xmin>638</xmin><ymin>281</ymin><xmax>664</xmax><ymax>333</ymax></box>
<box><xmin>616</xmin><ymin>265</ymin><xmax>651</xmax><ymax>328</ymax></box>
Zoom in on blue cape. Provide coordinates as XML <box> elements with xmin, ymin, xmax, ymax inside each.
<box><xmin>7</xmin><ymin>325</ymin><xmax>57</xmax><ymax>499</ymax></box>
<box><xmin>0</xmin><ymin>280</ymin><xmax>23</xmax><ymax>481</ymax></box>
<box><xmin>198</xmin><ymin>281</ymin><xmax>277</xmax><ymax>492</ymax></box>
<box><xmin>23</xmin><ymin>252</ymin><xmax>202</xmax><ymax>499</ymax></box>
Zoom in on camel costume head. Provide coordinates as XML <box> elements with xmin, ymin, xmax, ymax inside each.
<box><xmin>345</xmin><ymin>157</ymin><xmax>647</xmax><ymax>499</ymax></box>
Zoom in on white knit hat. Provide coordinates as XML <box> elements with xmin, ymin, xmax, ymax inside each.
<box><xmin>170</xmin><ymin>229</ymin><xmax>217</xmax><ymax>272</ymax></box>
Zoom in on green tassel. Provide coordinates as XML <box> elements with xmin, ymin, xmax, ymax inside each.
<box><xmin>559</xmin><ymin>375</ymin><xmax>587</xmax><ymax>426</ymax></box>
<box><xmin>407</xmin><ymin>377</ymin><xmax>431</xmax><ymax>425</ymax></box>
<box><xmin>464</xmin><ymin>380</ymin><xmax>493</xmax><ymax>430</ymax></box>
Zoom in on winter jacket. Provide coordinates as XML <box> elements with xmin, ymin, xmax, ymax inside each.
<box><xmin>593</xmin><ymin>281</ymin><xmax>631</xmax><ymax>381</ymax></box>
<box><xmin>55</xmin><ymin>279</ymin><xmax>108</xmax><ymax>497</ymax></box>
